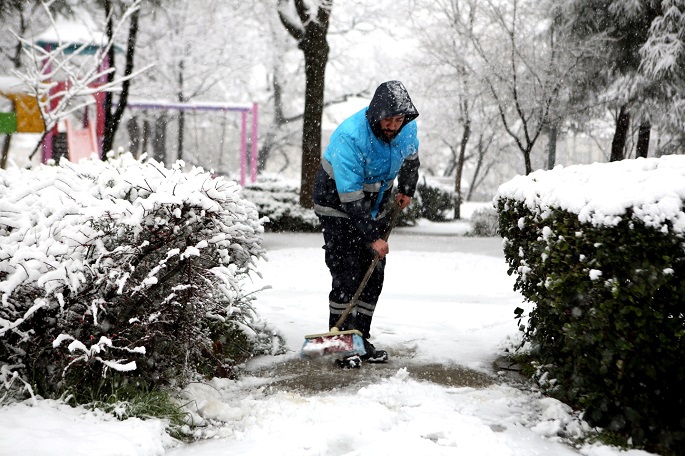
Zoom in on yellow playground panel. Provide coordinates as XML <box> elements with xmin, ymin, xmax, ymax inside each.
<box><xmin>0</xmin><ymin>92</ymin><xmax>45</xmax><ymax>133</ymax></box>
<box><xmin>0</xmin><ymin>76</ymin><xmax>45</xmax><ymax>134</ymax></box>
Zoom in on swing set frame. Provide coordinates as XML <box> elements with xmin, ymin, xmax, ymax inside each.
<box><xmin>127</xmin><ymin>99</ymin><xmax>258</xmax><ymax>186</ymax></box>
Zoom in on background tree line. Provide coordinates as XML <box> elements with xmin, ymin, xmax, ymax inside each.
<box><xmin>0</xmin><ymin>0</ymin><xmax>684</xmax><ymax>213</ymax></box>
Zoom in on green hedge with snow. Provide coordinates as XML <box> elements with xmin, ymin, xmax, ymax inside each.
<box><xmin>240</xmin><ymin>176</ymin><xmax>320</xmax><ymax>232</ymax></box>
<box><xmin>495</xmin><ymin>156</ymin><xmax>685</xmax><ymax>454</ymax></box>
<box><xmin>240</xmin><ymin>174</ymin><xmax>457</xmax><ymax>232</ymax></box>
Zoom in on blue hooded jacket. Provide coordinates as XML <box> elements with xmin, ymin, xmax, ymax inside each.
<box><xmin>313</xmin><ymin>81</ymin><xmax>420</xmax><ymax>243</ymax></box>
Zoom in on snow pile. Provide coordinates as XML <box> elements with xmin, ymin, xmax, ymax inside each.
<box><xmin>0</xmin><ymin>399</ymin><xmax>173</xmax><ymax>456</ymax></box>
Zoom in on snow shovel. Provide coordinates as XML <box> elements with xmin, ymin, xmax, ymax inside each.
<box><xmin>301</xmin><ymin>199</ymin><xmax>403</xmax><ymax>359</ymax></box>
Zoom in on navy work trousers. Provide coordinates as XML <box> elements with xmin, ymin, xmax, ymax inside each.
<box><xmin>319</xmin><ymin>215</ymin><xmax>386</xmax><ymax>339</ymax></box>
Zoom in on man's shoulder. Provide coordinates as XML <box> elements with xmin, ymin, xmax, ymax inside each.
<box><xmin>336</xmin><ymin>109</ymin><xmax>369</xmax><ymax>136</ymax></box>
<box><xmin>393</xmin><ymin>121</ymin><xmax>419</xmax><ymax>155</ymax></box>
<box><xmin>402</xmin><ymin>119</ymin><xmax>418</xmax><ymax>134</ymax></box>
<box><xmin>326</xmin><ymin>111</ymin><xmax>372</xmax><ymax>161</ymax></box>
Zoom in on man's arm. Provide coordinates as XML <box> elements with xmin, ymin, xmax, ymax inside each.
<box><xmin>397</xmin><ymin>154</ymin><xmax>420</xmax><ymax>197</ymax></box>
<box><xmin>363</xmin><ymin>155</ymin><xmax>420</xmax><ymax>257</ymax></box>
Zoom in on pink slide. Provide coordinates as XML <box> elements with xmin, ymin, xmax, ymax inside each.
<box><xmin>65</xmin><ymin>119</ymin><xmax>98</xmax><ymax>162</ymax></box>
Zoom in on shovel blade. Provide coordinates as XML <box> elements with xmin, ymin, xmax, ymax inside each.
<box><xmin>301</xmin><ymin>331</ymin><xmax>366</xmax><ymax>358</ymax></box>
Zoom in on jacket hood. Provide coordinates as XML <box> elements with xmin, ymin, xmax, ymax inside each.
<box><xmin>365</xmin><ymin>80</ymin><xmax>419</xmax><ymax>141</ymax></box>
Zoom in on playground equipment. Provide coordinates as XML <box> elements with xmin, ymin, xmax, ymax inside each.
<box><xmin>65</xmin><ymin>118</ymin><xmax>98</xmax><ymax>162</ymax></box>
<box><xmin>32</xmin><ymin>12</ymin><xmax>115</xmax><ymax>164</ymax></box>
<box><xmin>0</xmin><ymin>75</ymin><xmax>106</xmax><ymax>165</ymax></box>
<box><xmin>127</xmin><ymin>100</ymin><xmax>259</xmax><ymax>186</ymax></box>
<box><xmin>0</xmin><ymin>12</ymin><xmax>114</xmax><ymax>165</ymax></box>
<box><xmin>3</xmin><ymin>12</ymin><xmax>260</xmax><ymax>185</ymax></box>
<box><xmin>0</xmin><ymin>77</ymin><xmax>45</xmax><ymax>135</ymax></box>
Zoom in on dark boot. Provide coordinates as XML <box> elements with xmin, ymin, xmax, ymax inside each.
<box><xmin>361</xmin><ymin>338</ymin><xmax>388</xmax><ymax>363</ymax></box>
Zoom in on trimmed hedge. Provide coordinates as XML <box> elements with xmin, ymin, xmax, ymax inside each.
<box><xmin>469</xmin><ymin>206</ymin><xmax>499</xmax><ymax>237</ymax></box>
<box><xmin>241</xmin><ymin>176</ymin><xmax>320</xmax><ymax>232</ymax></box>
<box><xmin>495</xmin><ymin>158</ymin><xmax>685</xmax><ymax>454</ymax></box>
<box><xmin>241</xmin><ymin>174</ymin><xmax>457</xmax><ymax>231</ymax></box>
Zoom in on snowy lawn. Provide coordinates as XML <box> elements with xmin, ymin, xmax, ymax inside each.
<box><xmin>0</xmin><ymin>216</ymin><xmax>657</xmax><ymax>456</ymax></box>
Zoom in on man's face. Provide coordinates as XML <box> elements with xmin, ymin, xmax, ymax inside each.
<box><xmin>379</xmin><ymin>115</ymin><xmax>405</xmax><ymax>141</ymax></box>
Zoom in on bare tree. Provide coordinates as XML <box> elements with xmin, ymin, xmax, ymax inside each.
<box><xmin>13</xmin><ymin>1</ymin><xmax>148</xmax><ymax>161</ymax></box>
<box><xmin>417</xmin><ymin>0</ymin><xmax>583</xmax><ymax>181</ymax></box>
<box><xmin>277</xmin><ymin>0</ymin><xmax>331</xmax><ymax>208</ymax></box>
<box><xmin>412</xmin><ymin>0</ymin><xmax>478</xmax><ymax>216</ymax></box>
<box><xmin>142</xmin><ymin>0</ymin><xmax>238</xmax><ymax>162</ymax></box>
<box><xmin>101</xmin><ymin>0</ymin><xmax>142</xmax><ymax>157</ymax></box>
<box><xmin>474</xmin><ymin>0</ymin><xmax>568</xmax><ymax>174</ymax></box>
<box><xmin>126</xmin><ymin>0</ymin><xmax>274</xmax><ymax>171</ymax></box>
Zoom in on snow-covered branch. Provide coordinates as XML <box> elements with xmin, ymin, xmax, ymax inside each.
<box><xmin>10</xmin><ymin>0</ymin><xmax>150</xmax><ymax>149</ymax></box>
<box><xmin>0</xmin><ymin>152</ymin><xmax>279</xmax><ymax>399</ymax></box>
<box><xmin>639</xmin><ymin>0</ymin><xmax>685</xmax><ymax>78</ymax></box>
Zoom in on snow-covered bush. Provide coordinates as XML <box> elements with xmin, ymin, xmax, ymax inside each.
<box><xmin>469</xmin><ymin>206</ymin><xmax>499</xmax><ymax>237</ymax></box>
<box><xmin>241</xmin><ymin>174</ymin><xmax>457</xmax><ymax>230</ymax></box>
<box><xmin>414</xmin><ymin>176</ymin><xmax>454</xmax><ymax>222</ymax></box>
<box><xmin>0</xmin><ymin>153</ymin><xmax>283</xmax><ymax>401</ymax></box>
<box><xmin>495</xmin><ymin>156</ymin><xmax>685</xmax><ymax>454</ymax></box>
<box><xmin>241</xmin><ymin>175</ymin><xmax>319</xmax><ymax>232</ymax></box>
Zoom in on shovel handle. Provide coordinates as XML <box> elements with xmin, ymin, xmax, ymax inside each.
<box><xmin>332</xmin><ymin>199</ymin><xmax>403</xmax><ymax>330</ymax></box>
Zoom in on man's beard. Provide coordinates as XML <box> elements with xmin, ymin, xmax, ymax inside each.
<box><xmin>383</xmin><ymin>129</ymin><xmax>398</xmax><ymax>141</ymax></box>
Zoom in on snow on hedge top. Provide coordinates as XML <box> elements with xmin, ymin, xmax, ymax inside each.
<box><xmin>494</xmin><ymin>155</ymin><xmax>685</xmax><ymax>233</ymax></box>
<box><xmin>0</xmin><ymin>153</ymin><xmax>264</xmax><ymax>302</ymax></box>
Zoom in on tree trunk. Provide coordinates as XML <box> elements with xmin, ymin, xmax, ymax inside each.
<box><xmin>610</xmin><ymin>105</ymin><xmax>630</xmax><ymax>162</ymax></box>
<box><xmin>454</xmin><ymin>100</ymin><xmax>471</xmax><ymax>220</ymax></box>
<box><xmin>547</xmin><ymin>122</ymin><xmax>558</xmax><ymax>170</ymax></box>
<box><xmin>102</xmin><ymin>7</ymin><xmax>140</xmax><ymax>156</ymax></box>
<box><xmin>126</xmin><ymin>116</ymin><xmax>141</xmax><ymax>157</ymax></box>
<box><xmin>466</xmin><ymin>135</ymin><xmax>484</xmax><ymax>202</ymax></box>
<box><xmin>258</xmin><ymin>71</ymin><xmax>286</xmax><ymax>173</ymax></box>
<box><xmin>0</xmin><ymin>135</ymin><xmax>11</xmax><ymax>169</ymax></box>
<box><xmin>636</xmin><ymin>120</ymin><xmax>651</xmax><ymax>158</ymax></box>
<box><xmin>177</xmin><ymin>111</ymin><xmax>185</xmax><ymax>161</ymax></box>
<box><xmin>278</xmin><ymin>0</ymin><xmax>331</xmax><ymax>208</ymax></box>
<box><xmin>103</xmin><ymin>0</ymin><xmax>114</xmax><ymax>158</ymax></box>
<box><xmin>299</xmin><ymin>59</ymin><xmax>327</xmax><ymax>208</ymax></box>
<box><xmin>177</xmin><ymin>59</ymin><xmax>185</xmax><ymax>161</ymax></box>
<box><xmin>141</xmin><ymin>119</ymin><xmax>151</xmax><ymax>157</ymax></box>
<box><xmin>152</xmin><ymin>115</ymin><xmax>167</xmax><ymax>164</ymax></box>
<box><xmin>298</xmin><ymin>24</ymin><xmax>329</xmax><ymax>207</ymax></box>
<box><xmin>523</xmin><ymin>149</ymin><xmax>533</xmax><ymax>175</ymax></box>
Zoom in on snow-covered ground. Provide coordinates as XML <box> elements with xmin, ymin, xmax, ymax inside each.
<box><xmin>0</xmin><ymin>203</ymin><xmax>657</xmax><ymax>455</ymax></box>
